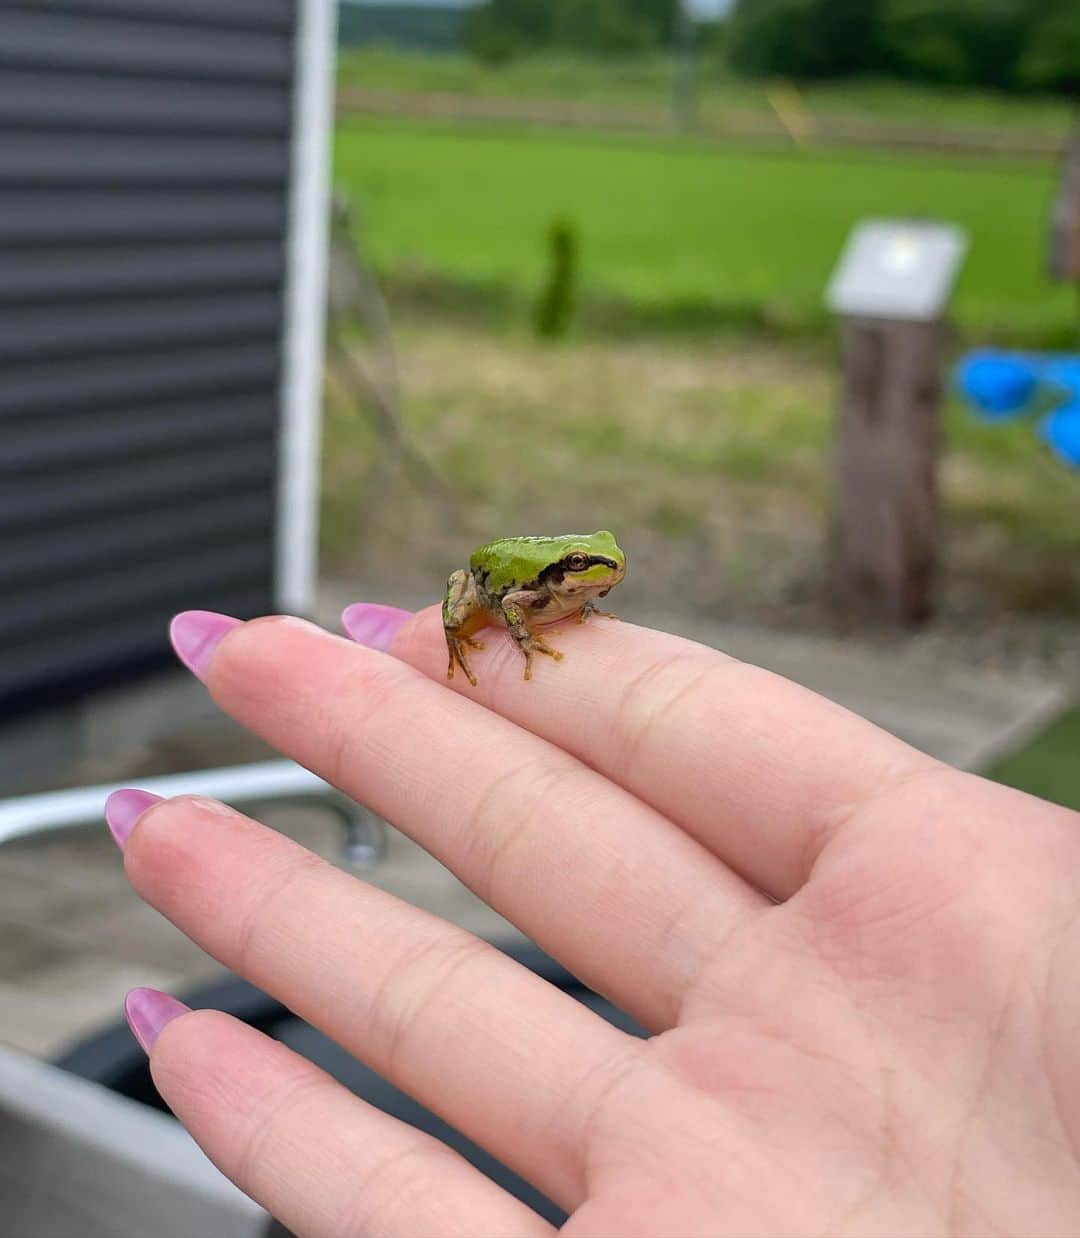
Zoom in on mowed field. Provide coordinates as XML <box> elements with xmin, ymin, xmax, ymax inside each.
<box><xmin>334</xmin><ymin>116</ymin><xmax>1075</xmax><ymax>345</ymax></box>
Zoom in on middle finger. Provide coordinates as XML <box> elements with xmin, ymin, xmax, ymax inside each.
<box><xmin>192</xmin><ymin>614</ymin><xmax>766</xmax><ymax>1031</ymax></box>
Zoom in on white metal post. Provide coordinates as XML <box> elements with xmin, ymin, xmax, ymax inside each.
<box><xmin>277</xmin><ymin>0</ymin><xmax>338</xmax><ymax>615</ymax></box>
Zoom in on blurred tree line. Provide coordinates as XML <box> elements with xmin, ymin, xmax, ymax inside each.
<box><xmin>728</xmin><ymin>0</ymin><xmax>1079</xmax><ymax>93</ymax></box>
<box><xmin>468</xmin><ymin>0</ymin><xmax>1080</xmax><ymax>94</ymax></box>
<box><xmin>468</xmin><ymin>0</ymin><xmax>679</xmax><ymax>60</ymax></box>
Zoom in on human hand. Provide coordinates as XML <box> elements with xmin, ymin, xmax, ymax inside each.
<box><xmin>107</xmin><ymin>607</ymin><xmax>1080</xmax><ymax>1237</ymax></box>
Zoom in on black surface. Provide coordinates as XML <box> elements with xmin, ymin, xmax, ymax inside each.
<box><xmin>57</xmin><ymin>941</ymin><xmax>648</xmax><ymax>1230</ymax></box>
<box><xmin>0</xmin><ymin>1</ymin><xmax>296</xmax><ymax>721</ymax></box>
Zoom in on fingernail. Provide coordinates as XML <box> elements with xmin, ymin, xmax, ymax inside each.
<box><xmin>341</xmin><ymin>603</ymin><xmax>412</xmax><ymax>652</ymax></box>
<box><xmin>169</xmin><ymin>610</ymin><xmax>242</xmax><ymax>682</ymax></box>
<box><xmin>105</xmin><ymin>788</ymin><xmax>163</xmax><ymax>850</ymax></box>
<box><xmin>124</xmin><ymin>987</ymin><xmax>191</xmax><ymax>1055</ymax></box>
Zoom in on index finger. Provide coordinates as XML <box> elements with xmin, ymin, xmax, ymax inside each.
<box><xmin>359</xmin><ymin>606</ymin><xmax>935</xmax><ymax>900</ymax></box>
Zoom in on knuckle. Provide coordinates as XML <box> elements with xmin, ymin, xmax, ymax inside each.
<box><xmin>339</xmin><ymin>1141</ymin><xmax>458</xmax><ymax>1237</ymax></box>
<box><xmin>609</xmin><ymin>651</ymin><xmax>719</xmax><ymax>775</ymax></box>
<box><xmin>372</xmin><ymin>932</ymin><xmax>490</xmax><ymax>1079</ymax></box>
<box><xmin>232</xmin><ymin>1069</ymin><xmax>329</xmax><ymax>1198</ymax></box>
<box><xmin>568</xmin><ymin>1038</ymin><xmax>650</xmax><ymax>1164</ymax></box>
<box><xmin>455</xmin><ymin>758</ymin><xmax>568</xmax><ymax>894</ymax></box>
<box><xmin>231</xmin><ymin>849</ymin><xmax>328</xmax><ymax>976</ymax></box>
<box><xmin>319</xmin><ymin>657</ymin><xmax>419</xmax><ymax>789</ymax></box>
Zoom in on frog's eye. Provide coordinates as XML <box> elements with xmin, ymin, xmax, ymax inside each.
<box><xmin>566</xmin><ymin>553</ymin><xmax>590</xmax><ymax>572</ymax></box>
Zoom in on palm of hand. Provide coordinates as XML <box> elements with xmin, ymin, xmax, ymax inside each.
<box><xmin>572</xmin><ymin>778</ymin><xmax>1080</xmax><ymax>1237</ymax></box>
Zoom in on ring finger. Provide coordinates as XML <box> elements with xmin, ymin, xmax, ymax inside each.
<box><xmin>115</xmin><ymin>792</ymin><xmax>644</xmax><ymax>1212</ymax></box>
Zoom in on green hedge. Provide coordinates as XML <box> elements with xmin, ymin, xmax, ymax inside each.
<box><xmin>728</xmin><ymin>0</ymin><xmax>1080</xmax><ymax>93</ymax></box>
<box><xmin>459</xmin><ymin>0</ymin><xmax>1080</xmax><ymax>94</ymax></box>
<box><xmin>467</xmin><ymin>0</ymin><xmax>675</xmax><ymax>60</ymax></box>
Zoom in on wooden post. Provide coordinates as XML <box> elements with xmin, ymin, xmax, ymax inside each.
<box><xmin>1049</xmin><ymin>120</ymin><xmax>1080</xmax><ymax>284</ymax></box>
<box><xmin>829</xmin><ymin>316</ymin><xmax>944</xmax><ymax>627</ymax></box>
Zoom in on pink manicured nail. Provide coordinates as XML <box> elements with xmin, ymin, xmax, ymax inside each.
<box><xmin>124</xmin><ymin>987</ymin><xmax>191</xmax><ymax>1055</ymax></box>
<box><xmin>169</xmin><ymin>610</ymin><xmax>242</xmax><ymax>682</ymax></box>
<box><xmin>341</xmin><ymin>603</ymin><xmax>412</xmax><ymax>652</ymax></box>
<box><xmin>105</xmin><ymin>788</ymin><xmax>163</xmax><ymax>850</ymax></box>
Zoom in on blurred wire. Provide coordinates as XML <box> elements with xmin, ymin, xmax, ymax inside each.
<box><xmin>326</xmin><ymin>195</ymin><xmax>453</xmax><ymax>511</ymax></box>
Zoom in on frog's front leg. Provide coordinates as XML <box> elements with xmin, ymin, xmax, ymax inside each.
<box><xmin>576</xmin><ymin>598</ymin><xmax>619</xmax><ymax>624</ymax></box>
<box><xmin>443</xmin><ymin>569</ymin><xmax>485</xmax><ymax>687</ymax></box>
<box><xmin>501</xmin><ymin>591</ymin><xmax>563</xmax><ymax>681</ymax></box>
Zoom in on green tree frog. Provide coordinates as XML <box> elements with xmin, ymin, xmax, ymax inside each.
<box><xmin>443</xmin><ymin>531</ymin><xmax>626</xmax><ymax>686</ymax></box>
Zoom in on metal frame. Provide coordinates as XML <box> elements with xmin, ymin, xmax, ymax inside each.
<box><xmin>0</xmin><ymin>761</ymin><xmax>386</xmax><ymax>867</ymax></box>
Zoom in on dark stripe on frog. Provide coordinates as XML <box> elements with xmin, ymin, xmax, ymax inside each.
<box><xmin>538</xmin><ymin>554</ymin><xmax>619</xmax><ymax>586</ymax></box>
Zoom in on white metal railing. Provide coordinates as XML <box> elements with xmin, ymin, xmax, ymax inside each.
<box><xmin>0</xmin><ymin>759</ymin><xmax>386</xmax><ymax>867</ymax></box>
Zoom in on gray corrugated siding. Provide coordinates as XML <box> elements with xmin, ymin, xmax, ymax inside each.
<box><xmin>0</xmin><ymin>0</ymin><xmax>298</xmax><ymax>714</ymax></box>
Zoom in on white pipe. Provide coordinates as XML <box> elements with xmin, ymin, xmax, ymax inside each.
<box><xmin>276</xmin><ymin>0</ymin><xmax>339</xmax><ymax>615</ymax></box>
<box><xmin>0</xmin><ymin>760</ymin><xmax>333</xmax><ymax>848</ymax></box>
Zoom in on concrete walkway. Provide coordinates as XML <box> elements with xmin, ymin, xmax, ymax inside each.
<box><xmin>0</xmin><ymin>583</ymin><xmax>1070</xmax><ymax>1061</ymax></box>
<box><xmin>0</xmin><ymin>808</ymin><xmax>516</xmax><ymax>1061</ymax></box>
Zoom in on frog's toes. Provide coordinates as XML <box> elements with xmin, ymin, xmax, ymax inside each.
<box><xmin>518</xmin><ymin>635</ymin><xmax>563</xmax><ymax>680</ymax></box>
<box><xmin>579</xmin><ymin>601</ymin><xmax>618</xmax><ymax>623</ymax></box>
<box><xmin>463</xmin><ymin>636</ymin><xmax>485</xmax><ymax>650</ymax></box>
<box><xmin>446</xmin><ymin>637</ymin><xmax>479</xmax><ymax>687</ymax></box>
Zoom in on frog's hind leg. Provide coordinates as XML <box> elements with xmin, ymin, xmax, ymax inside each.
<box><xmin>501</xmin><ymin>591</ymin><xmax>563</xmax><ymax>681</ymax></box>
<box><xmin>443</xmin><ymin>569</ymin><xmax>483</xmax><ymax>686</ymax></box>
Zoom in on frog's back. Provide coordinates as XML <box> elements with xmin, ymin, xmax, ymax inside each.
<box><xmin>470</xmin><ymin>535</ymin><xmax>567</xmax><ymax>593</ymax></box>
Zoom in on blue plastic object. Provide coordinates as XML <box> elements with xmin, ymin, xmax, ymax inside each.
<box><xmin>1039</xmin><ymin>404</ymin><xmax>1080</xmax><ymax>469</ymax></box>
<box><xmin>956</xmin><ymin>350</ymin><xmax>1039</xmax><ymax>419</ymax></box>
<box><xmin>1041</xmin><ymin>357</ymin><xmax>1080</xmax><ymax>404</ymax></box>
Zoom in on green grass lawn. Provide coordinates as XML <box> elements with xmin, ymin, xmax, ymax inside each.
<box><xmin>338</xmin><ymin>49</ymin><xmax>1074</xmax><ymax>137</ymax></box>
<box><xmin>983</xmin><ymin>708</ymin><xmax>1080</xmax><ymax>811</ymax></box>
<box><xmin>335</xmin><ymin>117</ymin><xmax>1076</xmax><ymax>345</ymax></box>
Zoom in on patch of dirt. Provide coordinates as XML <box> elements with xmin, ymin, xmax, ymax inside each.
<box><xmin>323</xmin><ymin>322</ymin><xmax>1080</xmax><ymax>688</ymax></box>
<box><xmin>337</xmin><ymin>87</ymin><xmax>1064</xmax><ymax>161</ymax></box>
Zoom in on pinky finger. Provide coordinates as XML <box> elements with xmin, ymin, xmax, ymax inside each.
<box><xmin>133</xmin><ymin>994</ymin><xmax>555</xmax><ymax>1238</ymax></box>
